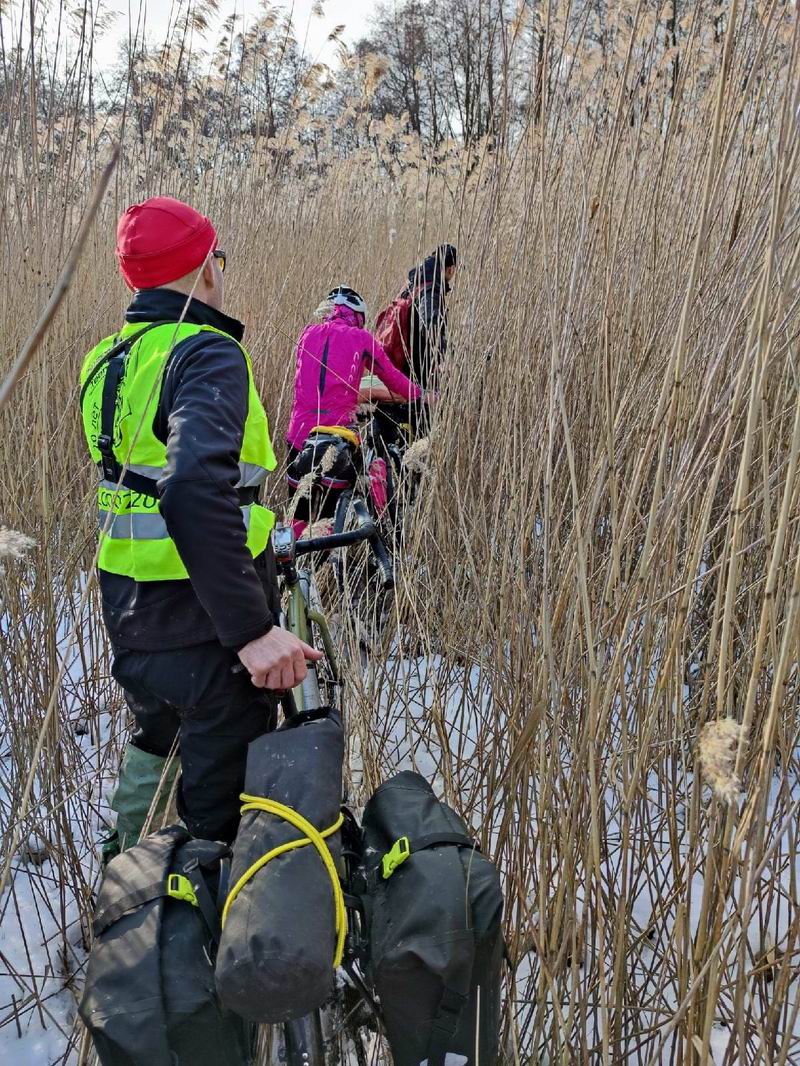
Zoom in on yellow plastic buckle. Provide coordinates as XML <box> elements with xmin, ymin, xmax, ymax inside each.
<box><xmin>167</xmin><ymin>873</ymin><xmax>198</xmax><ymax>906</ymax></box>
<box><xmin>382</xmin><ymin>836</ymin><xmax>411</xmax><ymax>880</ymax></box>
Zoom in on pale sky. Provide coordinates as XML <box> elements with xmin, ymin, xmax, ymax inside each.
<box><xmin>94</xmin><ymin>0</ymin><xmax>371</xmax><ymax>68</ymax></box>
<box><xmin>17</xmin><ymin>0</ymin><xmax>375</xmax><ymax>71</ymax></box>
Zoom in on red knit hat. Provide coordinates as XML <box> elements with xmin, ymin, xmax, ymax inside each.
<box><xmin>115</xmin><ymin>196</ymin><xmax>217</xmax><ymax>290</ymax></box>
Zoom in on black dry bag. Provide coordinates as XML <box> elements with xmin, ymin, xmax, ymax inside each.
<box><xmin>79</xmin><ymin>825</ymin><xmax>253</xmax><ymax>1066</ymax></box>
<box><xmin>360</xmin><ymin>771</ymin><xmax>504</xmax><ymax>1066</ymax></box>
<box><xmin>215</xmin><ymin>708</ymin><xmax>345</xmax><ymax>1023</ymax></box>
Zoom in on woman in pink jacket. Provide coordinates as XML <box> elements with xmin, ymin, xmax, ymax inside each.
<box><xmin>286</xmin><ymin>286</ymin><xmax>426</xmax><ymax>525</ymax></box>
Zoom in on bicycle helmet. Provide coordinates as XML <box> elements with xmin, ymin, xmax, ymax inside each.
<box><xmin>327</xmin><ymin>285</ymin><xmax>367</xmax><ymax>318</ymax></box>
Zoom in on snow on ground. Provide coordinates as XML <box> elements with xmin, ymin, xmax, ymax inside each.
<box><xmin>0</xmin><ymin>748</ymin><xmax>115</xmax><ymax>1064</ymax></box>
<box><xmin>0</xmin><ymin>581</ymin><xmax>122</xmax><ymax>1065</ymax></box>
<box><xmin>1</xmin><ymin>602</ymin><xmax>798</xmax><ymax>1063</ymax></box>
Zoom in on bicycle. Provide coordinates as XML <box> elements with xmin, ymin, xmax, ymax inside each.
<box><xmin>358</xmin><ymin>399</ymin><xmax>426</xmax><ymax>540</ymax></box>
<box><xmin>286</xmin><ymin>425</ymin><xmax>396</xmax><ymax>658</ymax></box>
<box><xmin>268</xmin><ymin>513</ymin><xmax>389</xmax><ymax>1066</ymax></box>
<box><xmin>332</xmin><ymin>404</ymin><xmax>428</xmax><ymax>652</ymax></box>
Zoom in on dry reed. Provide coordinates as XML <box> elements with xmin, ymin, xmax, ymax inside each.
<box><xmin>0</xmin><ymin>1</ymin><xmax>798</xmax><ymax>1064</ymax></box>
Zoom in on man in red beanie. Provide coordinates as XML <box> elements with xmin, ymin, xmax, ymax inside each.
<box><xmin>80</xmin><ymin>195</ymin><xmax>321</xmax><ymax>853</ymax></box>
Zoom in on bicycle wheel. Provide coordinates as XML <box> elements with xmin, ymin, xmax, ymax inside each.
<box><xmin>319</xmin><ymin>976</ymin><xmax>375</xmax><ymax>1066</ymax></box>
<box><xmin>332</xmin><ymin>489</ymin><xmax>355</xmax><ymax>599</ymax></box>
<box><xmin>304</xmin><ymin>566</ymin><xmax>341</xmax><ymax>709</ymax></box>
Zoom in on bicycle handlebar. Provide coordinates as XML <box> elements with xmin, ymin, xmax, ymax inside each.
<box><xmin>292</xmin><ymin>497</ymin><xmax>394</xmax><ymax>589</ymax></box>
<box><xmin>294</xmin><ymin>497</ymin><xmax>376</xmax><ymax>555</ymax></box>
<box><xmin>294</xmin><ymin>522</ymin><xmax>376</xmax><ymax>555</ymax></box>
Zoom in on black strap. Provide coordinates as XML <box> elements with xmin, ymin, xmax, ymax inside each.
<box><xmin>216</xmin><ymin>856</ymin><xmax>231</xmax><ymax>916</ymax></box>
<box><xmin>427</xmin><ymin>985</ymin><xmax>469</xmax><ymax>1066</ymax></box>
<box><xmin>99</xmin><ymin>469</ymin><xmax>258</xmax><ymax>503</ymax></box>
<box><xmin>182</xmin><ymin>862</ymin><xmax>223</xmax><ymax>945</ymax></box>
<box><xmin>238</xmin><ymin>486</ymin><xmax>259</xmax><ymax>506</ymax></box>
<box><xmin>370</xmin><ymin>832</ymin><xmax>480</xmax><ymax>893</ymax></box>
<box><xmin>422</xmin><ymin>832</ymin><xmax>479</xmax><ymax>1066</ymax></box>
<box><xmin>411</xmin><ymin>832</ymin><xmax>479</xmax><ymax>855</ymax></box>
<box><xmin>92</xmin><ymin>325</ymin><xmax>162</xmax><ymax>487</ymax></box>
<box><xmin>94</xmin><ymin>869</ymin><xmax>224</xmax><ymax>944</ymax></box>
<box><xmin>93</xmin><ymin>880</ymin><xmax>170</xmax><ymax>937</ymax></box>
<box><xmin>97</xmin><ymin>349</ymin><xmax>127</xmax><ymax>483</ymax></box>
<box><xmin>278</xmin><ymin>704</ymin><xmax>334</xmax><ymax>731</ymax></box>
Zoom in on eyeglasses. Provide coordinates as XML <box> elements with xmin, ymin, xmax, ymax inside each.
<box><xmin>212</xmin><ymin>249</ymin><xmax>227</xmax><ymax>273</ymax></box>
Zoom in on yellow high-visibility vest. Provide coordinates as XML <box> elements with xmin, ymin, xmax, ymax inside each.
<box><xmin>80</xmin><ymin>320</ymin><xmax>276</xmax><ymax>581</ymax></box>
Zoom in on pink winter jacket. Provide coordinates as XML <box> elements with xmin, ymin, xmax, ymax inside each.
<box><xmin>286</xmin><ymin>305</ymin><xmax>422</xmax><ymax>450</ymax></box>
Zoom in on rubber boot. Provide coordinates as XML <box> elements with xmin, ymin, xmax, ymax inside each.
<box><xmin>109</xmin><ymin>744</ymin><xmax>181</xmax><ymax>854</ymax></box>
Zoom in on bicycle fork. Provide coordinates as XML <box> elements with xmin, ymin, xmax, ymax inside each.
<box><xmin>283</xmin><ymin>1012</ymin><xmax>325</xmax><ymax>1064</ymax></box>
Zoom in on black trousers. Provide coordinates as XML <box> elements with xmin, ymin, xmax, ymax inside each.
<box><xmin>112</xmin><ymin>641</ymin><xmax>278</xmax><ymax>843</ymax></box>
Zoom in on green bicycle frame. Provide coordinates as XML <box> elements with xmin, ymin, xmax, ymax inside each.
<box><xmin>284</xmin><ymin>570</ymin><xmax>339</xmax><ymax>713</ymax></box>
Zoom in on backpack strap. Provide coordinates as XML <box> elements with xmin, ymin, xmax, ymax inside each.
<box><xmin>92</xmin><ymin>865</ymin><xmax>222</xmax><ymax>941</ymax></box>
<box><xmin>93</xmin><ymin>879</ymin><xmax>173</xmax><ymax>937</ymax></box>
<box><xmin>93</xmin><ymin>835</ymin><xmax>228</xmax><ymax>942</ymax></box>
<box><xmin>413</xmin><ymin>832</ymin><xmax>479</xmax><ymax>853</ymax></box>
<box><xmin>381</xmin><ymin>832</ymin><xmax>478</xmax><ymax>879</ymax></box>
<box><xmin>400</xmin><ymin>279</ymin><xmax>434</xmax><ymax>300</ymax></box>
<box><xmin>79</xmin><ymin>324</ymin><xmax>161</xmax><ymax>409</ymax></box>
<box><xmin>180</xmin><ymin>854</ymin><xmax>226</xmax><ymax>945</ymax></box>
<box><xmin>86</xmin><ymin>323</ymin><xmax>169</xmax><ymax>498</ymax></box>
<box><xmin>216</xmin><ymin>855</ymin><xmax>231</xmax><ymax>914</ymax></box>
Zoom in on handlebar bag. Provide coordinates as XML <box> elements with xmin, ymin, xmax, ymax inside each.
<box><xmin>215</xmin><ymin>708</ymin><xmax>345</xmax><ymax>1023</ymax></box>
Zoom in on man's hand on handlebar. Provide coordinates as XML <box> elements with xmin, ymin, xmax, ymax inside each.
<box><xmin>238</xmin><ymin>627</ymin><xmax>323</xmax><ymax>690</ymax></box>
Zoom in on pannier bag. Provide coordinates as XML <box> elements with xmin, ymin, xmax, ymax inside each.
<box><xmin>286</xmin><ymin>430</ymin><xmax>359</xmax><ymax>492</ymax></box>
<box><xmin>215</xmin><ymin>708</ymin><xmax>345</xmax><ymax>1023</ymax></box>
<box><xmin>79</xmin><ymin>825</ymin><xmax>253</xmax><ymax>1066</ymax></box>
<box><xmin>359</xmin><ymin>771</ymin><xmax>504</xmax><ymax>1066</ymax></box>
<box><xmin>287</xmin><ymin>429</ymin><xmax>360</xmax><ymax>522</ymax></box>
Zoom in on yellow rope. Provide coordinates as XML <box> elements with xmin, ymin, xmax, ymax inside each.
<box><xmin>311</xmin><ymin>424</ymin><xmax>361</xmax><ymax>447</ymax></box>
<box><xmin>221</xmin><ymin>795</ymin><xmax>347</xmax><ymax>968</ymax></box>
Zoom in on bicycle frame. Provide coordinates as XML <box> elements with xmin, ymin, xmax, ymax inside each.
<box><xmin>271</xmin><ymin>503</ymin><xmax>396</xmax><ymax>1066</ymax></box>
<box><xmin>283</xmin><ymin>568</ymin><xmax>339</xmax><ymax>714</ymax></box>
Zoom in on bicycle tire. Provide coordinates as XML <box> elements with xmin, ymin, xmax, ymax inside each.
<box><xmin>285</xmin><ymin>571</ymin><xmax>322</xmax><ymax>713</ymax></box>
<box><xmin>329</xmin><ymin>491</ymin><xmax>383</xmax><ymax>653</ymax></box>
<box><xmin>270</xmin><ymin>514</ymin><xmax>385</xmax><ymax>1066</ymax></box>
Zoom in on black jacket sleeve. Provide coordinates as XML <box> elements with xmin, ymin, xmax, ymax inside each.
<box><xmin>155</xmin><ymin>333</ymin><xmax>273</xmax><ymax>649</ymax></box>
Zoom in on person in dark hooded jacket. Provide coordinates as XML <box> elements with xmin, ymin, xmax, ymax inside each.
<box><xmin>407</xmin><ymin>243</ymin><xmax>458</xmax><ymax>390</ymax></box>
<box><xmin>371</xmin><ymin>244</ymin><xmax>457</xmax><ymax>451</ymax></box>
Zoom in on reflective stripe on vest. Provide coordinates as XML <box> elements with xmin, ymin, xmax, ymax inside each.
<box><xmin>97</xmin><ymin>460</ymin><xmax>270</xmax><ymax>492</ymax></box>
<box><xmin>99</xmin><ymin>505</ymin><xmax>254</xmax><ymax>540</ymax></box>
